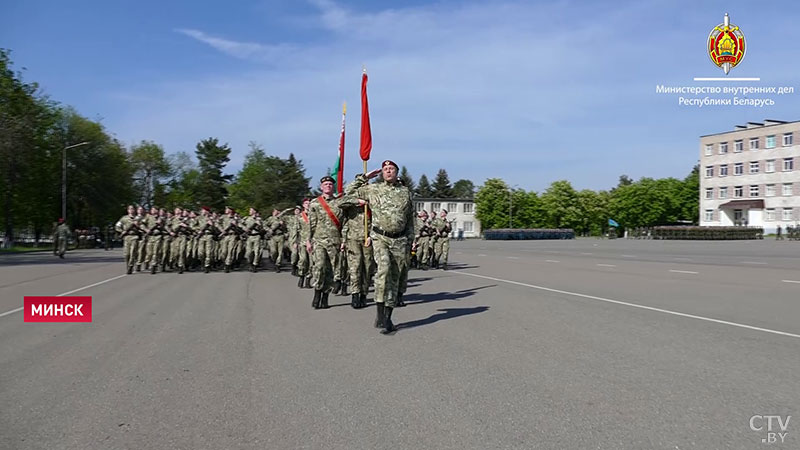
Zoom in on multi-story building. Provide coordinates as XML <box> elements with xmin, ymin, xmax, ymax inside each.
<box><xmin>700</xmin><ymin>120</ymin><xmax>800</xmax><ymax>233</ymax></box>
<box><xmin>412</xmin><ymin>198</ymin><xmax>481</xmax><ymax>238</ymax></box>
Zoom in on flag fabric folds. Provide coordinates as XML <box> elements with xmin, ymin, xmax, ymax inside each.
<box><xmin>359</xmin><ymin>72</ymin><xmax>372</xmax><ymax>162</ymax></box>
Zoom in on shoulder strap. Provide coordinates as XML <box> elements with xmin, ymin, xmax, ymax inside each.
<box><xmin>317</xmin><ymin>196</ymin><xmax>341</xmax><ymax>230</ymax></box>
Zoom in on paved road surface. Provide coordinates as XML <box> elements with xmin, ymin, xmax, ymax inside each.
<box><xmin>1</xmin><ymin>240</ymin><xmax>798</xmax><ymax>449</ymax></box>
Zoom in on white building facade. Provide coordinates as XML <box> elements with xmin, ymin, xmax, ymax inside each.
<box><xmin>412</xmin><ymin>198</ymin><xmax>482</xmax><ymax>238</ymax></box>
<box><xmin>700</xmin><ymin>120</ymin><xmax>800</xmax><ymax>233</ymax></box>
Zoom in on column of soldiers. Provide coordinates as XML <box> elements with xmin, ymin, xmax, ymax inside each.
<box><xmin>111</xmin><ymin>159</ymin><xmax>451</xmax><ymax>336</ymax></box>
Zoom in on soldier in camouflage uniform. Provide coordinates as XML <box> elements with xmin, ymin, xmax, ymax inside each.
<box><xmin>297</xmin><ymin>199</ymin><xmax>312</xmax><ymax>289</ymax></box>
<box><xmin>115</xmin><ymin>205</ymin><xmax>142</xmax><ymax>275</ymax></box>
<box><xmin>134</xmin><ymin>205</ymin><xmax>147</xmax><ymax>271</ymax></box>
<box><xmin>243</xmin><ymin>207</ymin><xmax>264</xmax><ymax>272</ymax></box>
<box><xmin>432</xmin><ymin>210</ymin><xmax>452</xmax><ymax>270</ymax></box>
<box><xmin>268</xmin><ymin>209</ymin><xmax>288</xmax><ymax>272</ymax></box>
<box><xmin>413</xmin><ymin>210</ymin><xmax>431</xmax><ymax>270</ymax></box>
<box><xmin>160</xmin><ymin>209</ymin><xmax>172</xmax><ymax>271</ymax></box>
<box><xmin>287</xmin><ymin>206</ymin><xmax>302</xmax><ymax>276</ymax></box>
<box><xmin>196</xmin><ymin>207</ymin><xmax>216</xmax><ymax>273</ymax></box>
<box><xmin>308</xmin><ymin>176</ymin><xmax>355</xmax><ymax>309</ymax></box>
<box><xmin>53</xmin><ymin>218</ymin><xmax>70</xmax><ymax>258</ymax></box>
<box><xmin>170</xmin><ymin>208</ymin><xmax>193</xmax><ymax>274</ymax></box>
<box><xmin>218</xmin><ymin>207</ymin><xmax>239</xmax><ymax>273</ymax></box>
<box><xmin>341</xmin><ymin>190</ymin><xmax>374</xmax><ymax>309</ymax></box>
<box><xmin>143</xmin><ymin>206</ymin><xmax>166</xmax><ymax>274</ymax></box>
<box><xmin>345</xmin><ymin>160</ymin><xmax>414</xmax><ymax>334</ymax></box>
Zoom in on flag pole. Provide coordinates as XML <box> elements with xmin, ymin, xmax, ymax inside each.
<box><xmin>362</xmin><ymin>66</ymin><xmax>369</xmax><ymax>246</ymax></box>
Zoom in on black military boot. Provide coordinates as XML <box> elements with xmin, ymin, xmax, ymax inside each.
<box><xmin>340</xmin><ymin>283</ymin><xmax>348</xmax><ymax>297</ymax></box>
<box><xmin>321</xmin><ymin>291</ymin><xmax>330</xmax><ymax>309</ymax></box>
<box><xmin>442</xmin><ymin>263</ymin><xmax>448</xmax><ymax>271</ymax></box>
<box><xmin>127</xmin><ymin>265</ymin><xmax>133</xmax><ymax>275</ymax></box>
<box><xmin>360</xmin><ymin>293</ymin><xmax>368</xmax><ymax>308</ymax></box>
<box><xmin>274</xmin><ymin>263</ymin><xmax>281</xmax><ymax>273</ymax></box>
<box><xmin>396</xmin><ymin>292</ymin><xmax>406</xmax><ymax>307</ymax></box>
<box><xmin>291</xmin><ymin>265</ymin><xmax>298</xmax><ymax>276</ymax></box>
<box><xmin>312</xmin><ymin>290</ymin><xmax>322</xmax><ymax>309</ymax></box>
<box><xmin>204</xmin><ymin>265</ymin><xmax>210</xmax><ymax>274</ymax></box>
<box><xmin>297</xmin><ymin>275</ymin><xmax>304</xmax><ymax>288</ymax></box>
<box><xmin>303</xmin><ymin>276</ymin><xmax>312</xmax><ymax>289</ymax></box>
<box><xmin>381</xmin><ymin>306</ymin><xmax>396</xmax><ymax>335</ymax></box>
<box><xmin>136</xmin><ymin>264</ymin><xmax>141</xmax><ymax>272</ymax></box>
<box><xmin>375</xmin><ymin>302</ymin><xmax>385</xmax><ymax>328</ymax></box>
<box><xmin>151</xmin><ymin>264</ymin><xmax>156</xmax><ymax>275</ymax></box>
<box><xmin>224</xmin><ymin>264</ymin><xmax>230</xmax><ymax>273</ymax></box>
<box><xmin>178</xmin><ymin>266</ymin><xmax>184</xmax><ymax>274</ymax></box>
<box><xmin>332</xmin><ymin>280</ymin><xmax>341</xmax><ymax>295</ymax></box>
<box><xmin>351</xmin><ymin>293</ymin><xmax>360</xmax><ymax>309</ymax></box>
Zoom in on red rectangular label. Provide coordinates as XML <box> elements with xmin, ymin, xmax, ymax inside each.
<box><xmin>24</xmin><ymin>296</ymin><xmax>92</xmax><ymax>322</ymax></box>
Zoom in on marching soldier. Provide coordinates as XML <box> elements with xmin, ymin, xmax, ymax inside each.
<box><xmin>115</xmin><ymin>205</ymin><xmax>142</xmax><ymax>274</ymax></box>
<box><xmin>219</xmin><ymin>206</ymin><xmax>239</xmax><ymax>273</ymax></box>
<box><xmin>297</xmin><ymin>199</ymin><xmax>312</xmax><ymax>289</ymax></box>
<box><xmin>308</xmin><ymin>176</ymin><xmax>353</xmax><ymax>309</ymax></box>
<box><xmin>160</xmin><ymin>209</ymin><xmax>172</xmax><ymax>271</ymax></box>
<box><xmin>53</xmin><ymin>218</ymin><xmax>70</xmax><ymax>259</ymax></box>
<box><xmin>169</xmin><ymin>207</ymin><xmax>190</xmax><ymax>274</ymax></box>
<box><xmin>143</xmin><ymin>206</ymin><xmax>166</xmax><ymax>274</ymax></box>
<box><xmin>432</xmin><ymin>209</ymin><xmax>452</xmax><ymax>270</ymax></box>
<box><xmin>345</xmin><ymin>160</ymin><xmax>414</xmax><ymax>334</ymax></box>
<box><xmin>243</xmin><ymin>207</ymin><xmax>264</xmax><ymax>272</ymax></box>
<box><xmin>341</xmin><ymin>192</ymin><xmax>374</xmax><ymax>309</ymax></box>
<box><xmin>268</xmin><ymin>209</ymin><xmax>288</xmax><ymax>272</ymax></box>
<box><xmin>196</xmin><ymin>207</ymin><xmax>216</xmax><ymax>273</ymax></box>
<box><xmin>413</xmin><ymin>210</ymin><xmax>431</xmax><ymax>269</ymax></box>
<box><xmin>135</xmin><ymin>205</ymin><xmax>147</xmax><ymax>271</ymax></box>
<box><xmin>287</xmin><ymin>206</ymin><xmax>302</xmax><ymax>276</ymax></box>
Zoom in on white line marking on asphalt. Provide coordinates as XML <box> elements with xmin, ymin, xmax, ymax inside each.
<box><xmin>620</xmin><ymin>255</ymin><xmax>636</xmax><ymax>258</ymax></box>
<box><xmin>478</xmin><ymin>254</ymin><xmax>487</xmax><ymax>257</ymax></box>
<box><xmin>0</xmin><ymin>274</ymin><xmax>127</xmax><ymax>319</ymax></box>
<box><xmin>740</xmin><ymin>261</ymin><xmax>767</xmax><ymax>265</ymax></box>
<box><xmin>580</xmin><ymin>252</ymin><xmax>594</xmax><ymax>255</ymax></box>
<box><xmin>545</xmin><ymin>260</ymin><xmax>560</xmax><ymax>263</ymax></box>
<box><xmin>669</xmin><ymin>270</ymin><xmax>699</xmax><ymax>274</ymax></box>
<box><xmin>453</xmin><ymin>271</ymin><xmax>800</xmax><ymax>340</ymax></box>
<box><xmin>782</xmin><ymin>280</ymin><xmax>800</xmax><ymax>284</ymax></box>
<box><xmin>507</xmin><ymin>256</ymin><xmax>520</xmax><ymax>259</ymax></box>
<box><xmin>673</xmin><ymin>257</ymin><xmax>693</xmax><ymax>261</ymax></box>
<box><xmin>597</xmin><ymin>264</ymin><xmax>617</xmax><ymax>267</ymax></box>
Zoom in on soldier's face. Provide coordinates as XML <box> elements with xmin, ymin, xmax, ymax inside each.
<box><xmin>174</xmin><ymin>208</ymin><xmax>181</xmax><ymax>215</ymax></box>
<box><xmin>127</xmin><ymin>206</ymin><xmax>135</xmax><ymax>215</ymax></box>
<box><xmin>150</xmin><ymin>208</ymin><xmax>158</xmax><ymax>215</ymax></box>
<box><xmin>321</xmin><ymin>181</ymin><xmax>334</xmax><ymax>195</ymax></box>
<box><xmin>441</xmin><ymin>211</ymin><xmax>447</xmax><ymax>218</ymax></box>
<box><xmin>250</xmin><ymin>208</ymin><xmax>256</xmax><ymax>215</ymax></box>
<box><xmin>137</xmin><ymin>207</ymin><xmax>144</xmax><ymax>215</ymax></box>
<box><xmin>303</xmin><ymin>200</ymin><xmax>310</xmax><ymax>210</ymax></box>
<box><xmin>382</xmin><ymin>165</ymin><xmax>398</xmax><ymax>182</ymax></box>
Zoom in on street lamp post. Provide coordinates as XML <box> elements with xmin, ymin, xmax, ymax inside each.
<box><xmin>62</xmin><ymin>141</ymin><xmax>90</xmax><ymax>221</ymax></box>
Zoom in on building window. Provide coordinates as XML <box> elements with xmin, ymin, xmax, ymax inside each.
<box><xmin>415</xmin><ymin>202</ymin><xmax>425</xmax><ymax>212</ymax></box>
<box><xmin>782</xmin><ymin>208</ymin><xmax>794</xmax><ymax>221</ymax></box>
<box><xmin>784</xmin><ymin>158</ymin><xmax>794</xmax><ymax>171</ymax></box>
<box><xmin>719</xmin><ymin>165</ymin><xmax>728</xmax><ymax>176</ymax></box>
<box><xmin>705</xmin><ymin>188</ymin><xmax>714</xmax><ymax>199</ymax></box>
<box><xmin>766</xmin><ymin>184</ymin><xmax>776</xmax><ymax>197</ymax></box>
<box><xmin>705</xmin><ymin>166</ymin><xmax>714</xmax><ymax>177</ymax></box>
<box><xmin>750</xmin><ymin>137</ymin><xmax>760</xmax><ymax>150</ymax></box>
<box><xmin>734</xmin><ymin>186</ymin><xmax>743</xmax><ymax>198</ymax></box>
<box><xmin>735</xmin><ymin>140</ymin><xmax>743</xmax><ymax>152</ymax></box>
<box><xmin>766</xmin><ymin>135</ymin><xmax>776</xmax><ymax>148</ymax></box>
<box><xmin>463</xmin><ymin>203</ymin><xmax>474</xmax><ymax>213</ymax></box>
<box><xmin>447</xmin><ymin>203</ymin><xmax>457</xmax><ymax>213</ymax></box>
<box><xmin>749</xmin><ymin>161</ymin><xmax>759</xmax><ymax>174</ymax></box>
<box><xmin>463</xmin><ymin>221</ymin><xmax>474</xmax><ymax>232</ymax></box>
<box><xmin>784</xmin><ymin>133</ymin><xmax>793</xmax><ymax>146</ymax></box>
<box><xmin>705</xmin><ymin>144</ymin><xmax>713</xmax><ymax>156</ymax></box>
<box><xmin>704</xmin><ymin>210</ymin><xmax>714</xmax><ymax>222</ymax></box>
<box><xmin>719</xmin><ymin>187</ymin><xmax>728</xmax><ymax>198</ymax></box>
<box><xmin>783</xmin><ymin>183</ymin><xmax>793</xmax><ymax>196</ymax></box>
<box><xmin>766</xmin><ymin>209</ymin><xmax>776</xmax><ymax>221</ymax></box>
<box><xmin>734</xmin><ymin>163</ymin><xmax>743</xmax><ymax>175</ymax></box>
<box><xmin>719</xmin><ymin>142</ymin><xmax>728</xmax><ymax>154</ymax></box>
<box><xmin>431</xmin><ymin>202</ymin><xmax>441</xmax><ymax>211</ymax></box>
<box><xmin>766</xmin><ymin>159</ymin><xmax>775</xmax><ymax>173</ymax></box>
<box><xmin>749</xmin><ymin>185</ymin><xmax>759</xmax><ymax>197</ymax></box>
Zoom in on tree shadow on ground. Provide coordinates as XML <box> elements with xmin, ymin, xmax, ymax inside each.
<box><xmin>397</xmin><ymin>306</ymin><xmax>490</xmax><ymax>330</ymax></box>
<box><xmin>0</xmin><ymin>252</ymin><xmax>123</xmax><ymax>266</ymax></box>
<box><xmin>403</xmin><ymin>284</ymin><xmax>495</xmax><ymax>305</ymax></box>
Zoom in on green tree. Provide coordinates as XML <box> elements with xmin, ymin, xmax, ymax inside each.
<box><xmin>453</xmin><ymin>179</ymin><xmax>475</xmax><ymax>199</ymax></box>
<box><xmin>431</xmin><ymin>168</ymin><xmax>454</xmax><ymax>198</ymax></box>
<box><xmin>228</xmin><ymin>143</ymin><xmax>311</xmax><ymax>213</ymax></box>
<box><xmin>540</xmin><ymin>180</ymin><xmax>580</xmax><ymax>229</ymax></box>
<box><xmin>475</xmin><ymin>178</ymin><xmax>513</xmax><ymax>229</ymax></box>
<box><xmin>680</xmin><ymin>165</ymin><xmax>699</xmax><ymax>224</ymax></box>
<box><xmin>399</xmin><ymin>166</ymin><xmax>415</xmax><ymax>192</ymax></box>
<box><xmin>130</xmin><ymin>140</ymin><xmax>171</xmax><ymax>208</ymax></box>
<box><xmin>195</xmin><ymin>137</ymin><xmax>233</xmax><ymax>211</ymax></box>
<box><xmin>415</xmin><ymin>174</ymin><xmax>433</xmax><ymax>198</ymax></box>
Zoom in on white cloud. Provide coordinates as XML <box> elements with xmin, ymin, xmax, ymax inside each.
<box><xmin>175</xmin><ymin>28</ymin><xmax>295</xmax><ymax>61</ymax></box>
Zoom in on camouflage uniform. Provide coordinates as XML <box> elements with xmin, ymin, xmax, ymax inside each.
<box><xmin>218</xmin><ymin>213</ymin><xmax>239</xmax><ymax>271</ymax></box>
<box><xmin>432</xmin><ymin>216</ymin><xmax>452</xmax><ymax>268</ymax></box>
<box><xmin>414</xmin><ymin>215</ymin><xmax>432</xmax><ymax>268</ymax></box>
<box><xmin>341</xmin><ymin>205</ymin><xmax>374</xmax><ymax>306</ymax></box>
<box><xmin>115</xmin><ymin>213</ymin><xmax>142</xmax><ymax>274</ymax></box>
<box><xmin>308</xmin><ymin>195</ymin><xmax>348</xmax><ymax>296</ymax></box>
<box><xmin>297</xmin><ymin>209</ymin><xmax>312</xmax><ymax>287</ymax></box>
<box><xmin>53</xmin><ymin>223</ymin><xmax>70</xmax><ymax>258</ymax></box>
<box><xmin>242</xmin><ymin>213</ymin><xmax>264</xmax><ymax>271</ymax></box>
<box><xmin>170</xmin><ymin>215</ymin><xmax>191</xmax><ymax>272</ymax></box>
<box><xmin>286</xmin><ymin>213</ymin><xmax>301</xmax><ymax>272</ymax></box>
<box><xmin>196</xmin><ymin>213</ymin><xmax>217</xmax><ymax>271</ymax></box>
<box><xmin>143</xmin><ymin>214</ymin><xmax>166</xmax><ymax>273</ymax></box>
<box><xmin>268</xmin><ymin>215</ymin><xmax>288</xmax><ymax>270</ymax></box>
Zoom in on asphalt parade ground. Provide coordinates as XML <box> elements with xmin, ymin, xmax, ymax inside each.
<box><xmin>1</xmin><ymin>239</ymin><xmax>798</xmax><ymax>449</ymax></box>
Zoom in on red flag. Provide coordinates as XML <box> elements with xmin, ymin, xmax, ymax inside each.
<box><xmin>359</xmin><ymin>72</ymin><xmax>372</xmax><ymax>161</ymax></box>
<box><xmin>337</xmin><ymin>104</ymin><xmax>345</xmax><ymax>194</ymax></box>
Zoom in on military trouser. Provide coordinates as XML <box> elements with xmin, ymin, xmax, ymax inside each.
<box><xmin>147</xmin><ymin>235</ymin><xmax>163</xmax><ymax>268</ymax></box>
<box><xmin>311</xmin><ymin>239</ymin><xmax>339</xmax><ymax>293</ymax></box>
<box><xmin>398</xmin><ymin>246</ymin><xmax>411</xmax><ymax>295</ymax></box>
<box><xmin>290</xmin><ymin>239</ymin><xmax>300</xmax><ymax>266</ymax></box>
<box><xmin>161</xmin><ymin>236</ymin><xmax>172</xmax><ymax>268</ymax></box>
<box><xmin>55</xmin><ymin>236</ymin><xmax>67</xmax><ymax>256</ymax></box>
<box><xmin>198</xmin><ymin>234</ymin><xmax>215</xmax><ymax>268</ymax></box>
<box><xmin>220</xmin><ymin>234</ymin><xmax>237</xmax><ymax>266</ymax></box>
<box><xmin>298</xmin><ymin>244</ymin><xmax>310</xmax><ymax>277</ymax></box>
<box><xmin>417</xmin><ymin>236</ymin><xmax>430</xmax><ymax>266</ymax></box>
<box><xmin>371</xmin><ymin>233</ymin><xmax>409</xmax><ymax>308</ymax></box>
<box><xmin>434</xmin><ymin>237</ymin><xmax>450</xmax><ymax>265</ymax></box>
<box><xmin>335</xmin><ymin>247</ymin><xmax>346</xmax><ymax>283</ymax></box>
<box><xmin>346</xmin><ymin>239</ymin><xmax>374</xmax><ymax>294</ymax></box>
<box><xmin>246</xmin><ymin>235</ymin><xmax>262</xmax><ymax>267</ymax></box>
<box><xmin>233</xmin><ymin>237</ymin><xmax>243</xmax><ymax>264</ymax></box>
<box><xmin>171</xmin><ymin>235</ymin><xmax>188</xmax><ymax>268</ymax></box>
<box><xmin>123</xmin><ymin>235</ymin><xmax>139</xmax><ymax>270</ymax></box>
<box><xmin>136</xmin><ymin>238</ymin><xmax>147</xmax><ymax>266</ymax></box>
<box><xmin>270</xmin><ymin>234</ymin><xmax>286</xmax><ymax>265</ymax></box>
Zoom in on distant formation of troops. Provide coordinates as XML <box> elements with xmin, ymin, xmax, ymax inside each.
<box><xmin>114</xmin><ymin>160</ymin><xmax>452</xmax><ymax>335</ymax></box>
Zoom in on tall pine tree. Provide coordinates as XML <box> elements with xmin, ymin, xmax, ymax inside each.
<box><xmin>195</xmin><ymin>137</ymin><xmax>232</xmax><ymax>211</ymax></box>
<box><xmin>431</xmin><ymin>168</ymin><xmax>453</xmax><ymax>198</ymax></box>
<box><xmin>399</xmin><ymin>166</ymin><xmax>415</xmax><ymax>191</ymax></box>
<box><xmin>415</xmin><ymin>174</ymin><xmax>433</xmax><ymax>197</ymax></box>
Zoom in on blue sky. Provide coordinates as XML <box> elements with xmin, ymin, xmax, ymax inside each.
<box><xmin>2</xmin><ymin>0</ymin><xmax>798</xmax><ymax>192</ymax></box>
